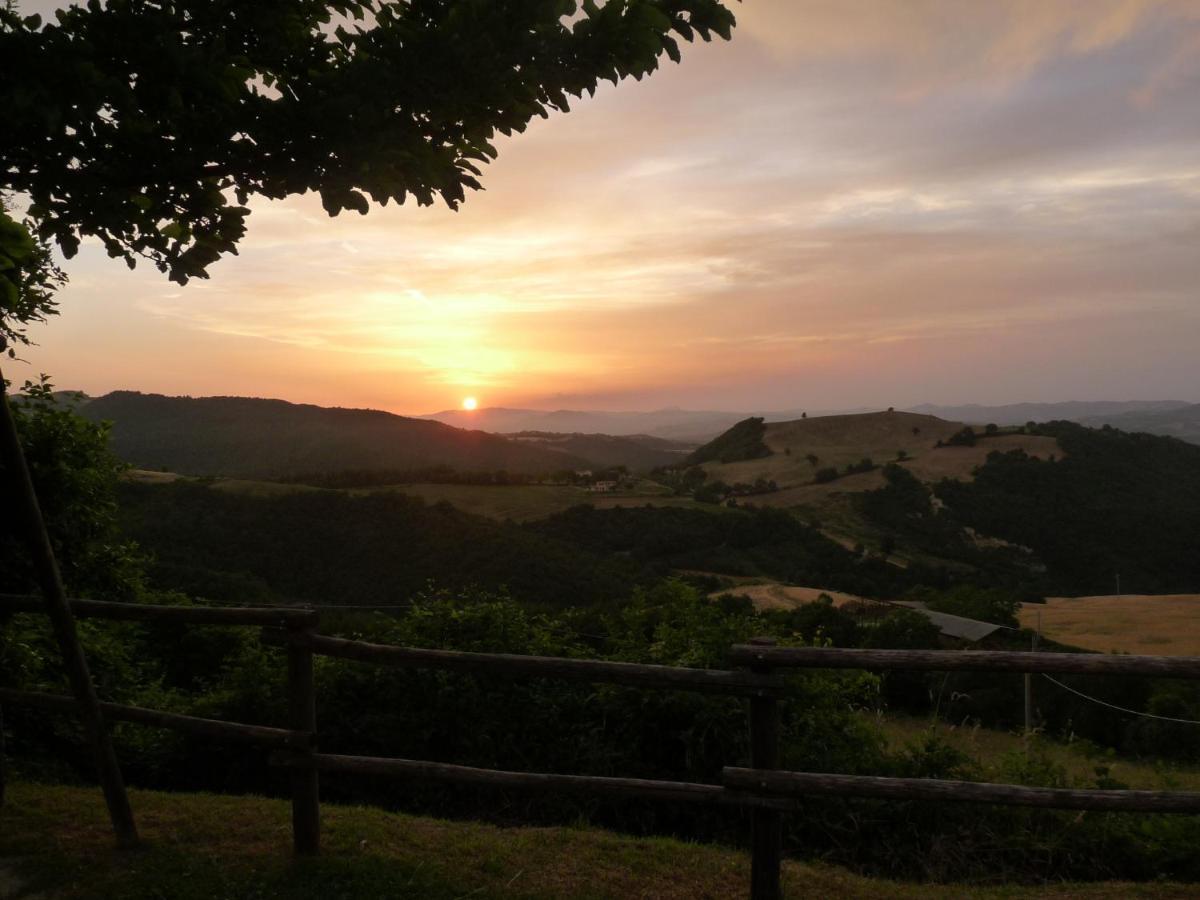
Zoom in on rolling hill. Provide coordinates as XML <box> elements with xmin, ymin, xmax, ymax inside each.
<box><xmin>682</xmin><ymin>412</ymin><xmax>1200</xmax><ymax>595</ymax></box>
<box><xmin>78</xmin><ymin>392</ymin><xmax>591</xmax><ymax>479</ymax></box>
<box><xmin>693</xmin><ymin>410</ymin><xmax>1060</xmax><ymax>498</ymax></box>
<box><xmin>505</xmin><ymin>430</ymin><xmax>693</xmax><ymax>469</ymax></box>
<box><xmin>909</xmin><ymin>400</ymin><xmax>1191</xmax><ymax>426</ymax></box>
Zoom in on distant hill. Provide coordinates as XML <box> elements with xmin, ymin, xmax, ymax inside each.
<box><xmin>423</xmin><ymin>400</ymin><xmax>1194</xmax><ymax>442</ymax></box>
<box><xmin>1078</xmin><ymin>403</ymin><xmax>1200</xmax><ymax>445</ymax></box>
<box><xmin>79</xmin><ymin>392</ymin><xmax>591</xmax><ymax>479</ymax></box>
<box><xmin>420</xmin><ymin>406</ymin><xmax>757</xmax><ymax>442</ymax></box>
<box><xmin>907</xmin><ymin>400</ymin><xmax>1191</xmax><ymax>427</ymax></box>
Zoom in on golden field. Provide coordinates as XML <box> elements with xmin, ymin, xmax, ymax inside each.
<box><xmin>1020</xmin><ymin>595</ymin><xmax>1200</xmax><ymax>656</ymax></box>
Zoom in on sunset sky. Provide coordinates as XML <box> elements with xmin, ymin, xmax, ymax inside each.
<box><xmin>16</xmin><ymin>1</ymin><xmax>1200</xmax><ymax>415</ymax></box>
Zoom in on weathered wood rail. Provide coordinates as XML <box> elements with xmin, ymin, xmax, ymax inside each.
<box><xmin>5</xmin><ymin>594</ymin><xmax>1200</xmax><ymax>900</ymax></box>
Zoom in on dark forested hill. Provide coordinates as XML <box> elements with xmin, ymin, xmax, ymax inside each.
<box><xmin>80</xmin><ymin>392</ymin><xmax>590</xmax><ymax>479</ymax></box>
<box><xmin>684</xmin><ymin>416</ymin><xmax>770</xmax><ymax>465</ymax></box>
<box><xmin>933</xmin><ymin>422</ymin><xmax>1200</xmax><ymax>594</ymax></box>
<box><xmin>117</xmin><ymin>480</ymin><xmax>641</xmax><ymax>609</ymax></box>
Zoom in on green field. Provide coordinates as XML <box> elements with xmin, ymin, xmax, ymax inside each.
<box><xmin>872</xmin><ymin>715</ymin><xmax>1200</xmax><ymax>792</ymax></box>
<box><xmin>127</xmin><ymin>470</ymin><xmax>714</xmax><ymax>523</ymax></box>
<box><xmin>2</xmin><ymin>782</ymin><xmax>1193</xmax><ymax>899</ymax></box>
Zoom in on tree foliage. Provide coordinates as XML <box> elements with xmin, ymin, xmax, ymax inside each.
<box><xmin>1</xmin><ymin>0</ymin><xmax>735</xmax><ymax>284</ymax></box>
<box><xmin>0</xmin><ymin>378</ymin><xmax>142</xmax><ymax>597</ymax></box>
<box><xmin>0</xmin><ymin>206</ymin><xmax>65</xmax><ymax>352</ymax></box>
<box><xmin>685</xmin><ymin>415</ymin><xmax>769</xmax><ymax>465</ymax></box>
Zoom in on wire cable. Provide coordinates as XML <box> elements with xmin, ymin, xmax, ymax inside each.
<box><xmin>1040</xmin><ymin>673</ymin><xmax>1200</xmax><ymax>726</ymax></box>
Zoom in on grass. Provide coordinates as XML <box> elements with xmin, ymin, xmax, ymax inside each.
<box><xmin>872</xmin><ymin>713</ymin><xmax>1200</xmax><ymax>792</ymax></box>
<box><xmin>2</xmin><ymin>781</ymin><xmax>1198</xmax><ymax>899</ymax></box>
<box><xmin>129</xmin><ymin>470</ymin><xmax>715</xmax><ymax>523</ymax></box>
<box><xmin>1020</xmin><ymin>596</ymin><xmax>1200</xmax><ymax>656</ymax></box>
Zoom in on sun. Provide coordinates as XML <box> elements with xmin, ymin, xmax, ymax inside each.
<box><xmin>461</xmin><ymin>396</ymin><xmax>478</xmax><ymax>411</ymax></box>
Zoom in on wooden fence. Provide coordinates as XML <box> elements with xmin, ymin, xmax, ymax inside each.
<box><xmin>4</xmin><ymin>593</ymin><xmax>1200</xmax><ymax>900</ymax></box>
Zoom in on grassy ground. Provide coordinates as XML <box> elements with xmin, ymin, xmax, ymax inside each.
<box><xmin>873</xmin><ymin>714</ymin><xmax>1200</xmax><ymax>791</ymax></box>
<box><xmin>1</xmin><ymin>782</ymin><xmax>1196</xmax><ymax>899</ymax></box>
<box><xmin>1020</xmin><ymin>596</ymin><xmax>1200</xmax><ymax>656</ymax></box>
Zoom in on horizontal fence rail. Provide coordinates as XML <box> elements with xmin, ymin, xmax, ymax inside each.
<box><xmin>275</xmin><ymin>752</ymin><xmax>791</xmax><ymax>810</ymax></box>
<box><xmin>0</xmin><ymin>593</ymin><xmax>318</xmax><ymax>628</ymax></box>
<box><xmin>728</xmin><ymin>645</ymin><xmax>1200</xmax><ymax>679</ymax></box>
<box><xmin>723</xmin><ymin>767</ymin><xmax>1200</xmax><ymax>814</ymax></box>
<box><xmin>0</xmin><ymin>687</ymin><xmax>311</xmax><ymax>749</ymax></box>
<box><xmin>262</xmin><ymin>629</ymin><xmax>783</xmax><ymax>697</ymax></box>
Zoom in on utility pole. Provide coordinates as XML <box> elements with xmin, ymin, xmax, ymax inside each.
<box><xmin>0</xmin><ymin>369</ymin><xmax>137</xmax><ymax>845</ymax></box>
<box><xmin>1115</xmin><ymin>573</ymin><xmax>1121</xmax><ymax>597</ymax></box>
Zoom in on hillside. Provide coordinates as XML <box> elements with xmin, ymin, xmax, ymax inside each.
<box><xmin>6</xmin><ymin>783</ymin><xmax>1189</xmax><ymax>900</ymax></box>
<box><xmin>695</xmin><ymin>411</ymin><xmax>1059</xmax><ymax>494</ymax></box>
<box><xmin>115</xmin><ymin>479</ymin><xmax>646</xmax><ymax>609</ymax></box>
<box><xmin>1019</xmin><ymin>595</ymin><xmax>1200</xmax><ymax>656</ymax></box>
<box><xmin>1079</xmin><ymin>403</ymin><xmax>1200</xmax><ymax>445</ymax></box>
<box><xmin>507</xmin><ymin>430</ymin><xmax>693</xmax><ymax>469</ymax></box>
<box><xmin>936</xmin><ymin>422</ymin><xmax>1200</xmax><ymax>594</ymax></box>
<box><xmin>677</xmin><ymin>413</ymin><xmax>1200</xmax><ymax>596</ymax></box>
<box><xmin>79</xmin><ymin>392</ymin><xmax>591</xmax><ymax>479</ymax></box>
<box><xmin>909</xmin><ymin>400</ymin><xmax>1191</xmax><ymax>427</ymax></box>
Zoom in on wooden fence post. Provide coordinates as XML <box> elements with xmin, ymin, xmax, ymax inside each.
<box><xmin>747</xmin><ymin>637</ymin><xmax>782</xmax><ymax>900</ymax></box>
<box><xmin>0</xmin><ymin>700</ymin><xmax>6</xmax><ymax>808</ymax></box>
<box><xmin>0</xmin><ymin>375</ymin><xmax>137</xmax><ymax>846</ymax></box>
<box><xmin>287</xmin><ymin>620</ymin><xmax>320</xmax><ymax>855</ymax></box>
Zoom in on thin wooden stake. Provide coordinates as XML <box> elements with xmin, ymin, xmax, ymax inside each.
<box><xmin>0</xmin><ymin>374</ymin><xmax>137</xmax><ymax>845</ymax></box>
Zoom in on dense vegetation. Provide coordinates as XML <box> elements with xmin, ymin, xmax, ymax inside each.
<box><xmin>855</xmin><ymin>463</ymin><xmax>1045</xmax><ymax>598</ymax></box>
<box><xmin>116</xmin><ymin>480</ymin><xmax>642</xmax><ymax>611</ymax></box>
<box><xmin>684</xmin><ymin>416</ymin><xmax>770</xmax><ymax>465</ymax></box>
<box><xmin>526</xmin><ymin>504</ymin><xmax>939</xmax><ymax>597</ymax></box>
<box><xmin>935</xmin><ymin>422</ymin><xmax>1200</xmax><ymax>594</ymax></box>
<box><xmin>856</xmin><ymin>425</ymin><xmax>1200</xmax><ymax>598</ymax></box>
<box><xmin>115</xmin><ymin>482</ymin><xmax>944</xmax><ymax>609</ymax></box>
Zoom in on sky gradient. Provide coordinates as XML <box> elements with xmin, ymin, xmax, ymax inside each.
<box><xmin>16</xmin><ymin>0</ymin><xmax>1200</xmax><ymax>414</ymax></box>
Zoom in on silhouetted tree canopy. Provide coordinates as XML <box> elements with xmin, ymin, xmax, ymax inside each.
<box><xmin>0</xmin><ymin>0</ymin><xmax>735</xmax><ymax>286</ymax></box>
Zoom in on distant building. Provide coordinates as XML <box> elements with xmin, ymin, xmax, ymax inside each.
<box><xmin>588</xmin><ymin>480</ymin><xmax>618</xmax><ymax>493</ymax></box>
<box><xmin>890</xmin><ymin>601</ymin><xmax>1004</xmax><ymax>643</ymax></box>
